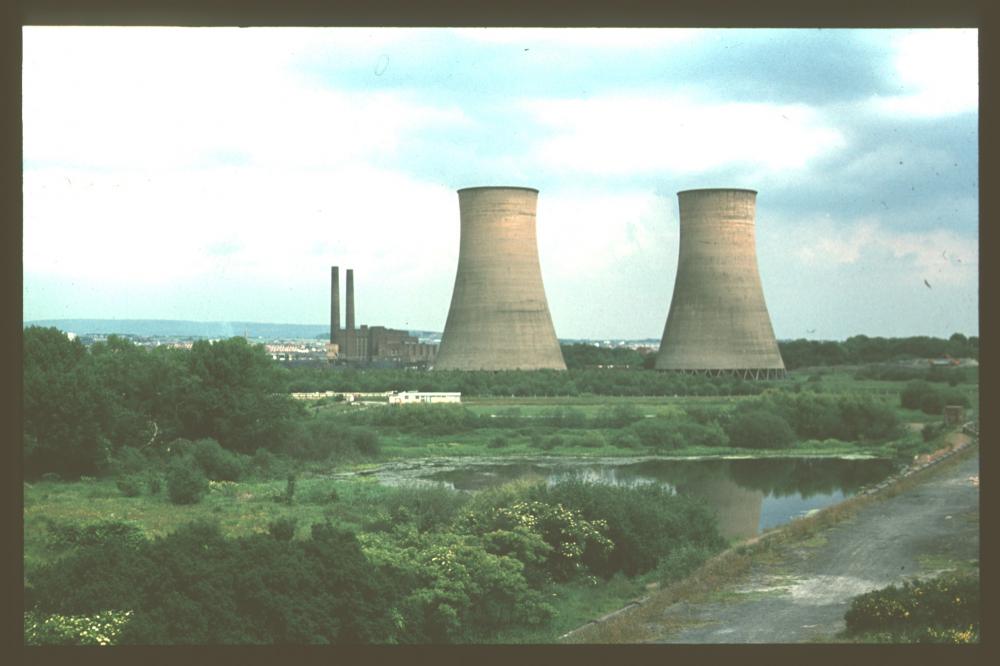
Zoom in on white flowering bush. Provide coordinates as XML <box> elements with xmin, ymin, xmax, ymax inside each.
<box><xmin>460</xmin><ymin>500</ymin><xmax>613</xmax><ymax>582</ymax></box>
<box><xmin>208</xmin><ymin>480</ymin><xmax>239</xmax><ymax>496</ymax></box>
<box><xmin>24</xmin><ymin>609</ymin><xmax>133</xmax><ymax>646</ymax></box>
<box><xmin>360</xmin><ymin>527</ymin><xmax>553</xmax><ymax>643</ymax></box>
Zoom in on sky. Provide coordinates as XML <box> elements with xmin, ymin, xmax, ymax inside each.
<box><xmin>22</xmin><ymin>27</ymin><xmax>978</xmax><ymax>341</ymax></box>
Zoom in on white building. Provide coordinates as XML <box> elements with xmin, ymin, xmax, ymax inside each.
<box><xmin>388</xmin><ymin>391</ymin><xmax>462</xmax><ymax>405</ymax></box>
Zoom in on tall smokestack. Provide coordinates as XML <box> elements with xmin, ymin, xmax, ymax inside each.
<box><xmin>655</xmin><ymin>188</ymin><xmax>785</xmax><ymax>379</ymax></box>
<box><xmin>346</xmin><ymin>268</ymin><xmax>355</xmax><ymax>331</ymax></box>
<box><xmin>434</xmin><ymin>186</ymin><xmax>566</xmax><ymax>371</ymax></box>
<box><xmin>330</xmin><ymin>266</ymin><xmax>340</xmax><ymax>345</ymax></box>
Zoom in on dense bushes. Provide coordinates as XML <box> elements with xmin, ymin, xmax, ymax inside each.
<box><xmin>285</xmin><ymin>366</ymin><xmax>770</xmax><ymax>398</ymax></box>
<box><xmin>630</xmin><ymin>418</ymin><xmax>729</xmax><ymax>451</ymax></box>
<box><xmin>843</xmin><ymin>572</ymin><xmax>979</xmax><ymax>643</ymax></box>
<box><xmin>727</xmin><ymin>391</ymin><xmax>902</xmax><ymax>445</ymax></box>
<box><xmin>526</xmin><ymin>480</ymin><xmax>727</xmax><ymax>577</ymax></box>
<box><xmin>29</xmin><ymin>519</ymin><xmax>396</xmax><ymax>644</ymax></box>
<box><xmin>27</xmin><ymin>477</ymin><xmax>730</xmax><ymax>644</ymax></box>
<box><xmin>854</xmin><ymin>363</ymin><xmax>974</xmax><ymax>385</ymax></box>
<box><xmin>282</xmin><ymin>415</ymin><xmax>381</xmax><ymax>461</ymax></box>
<box><xmin>779</xmin><ymin>334</ymin><xmax>978</xmax><ymax>370</ymax></box>
<box><xmin>900</xmin><ymin>381</ymin><xmax>971</xmax><ymax>415</ymax></box>
<box><xmin>23</xmin><ymin>328</ymin><xmax>301</xmax><ymax>479</ymax></box>
<box><xmin>725</xmin><ymin>410</ymin><xmax>796</xmax><ymax>449</ymax></box>
<box><xmin>560</xmin><ymin>344</ymin><xmax>648</xmax><ymax>369</ymax></box>
<box><xmin>189</xmin><ymin>438</ymin><xmax>246</xmax><ymax>481</ymax></box>
<box><xmin>460</xmin><ymin>500</ymin><xmax>613</xmax><ymax>583</ymax></box>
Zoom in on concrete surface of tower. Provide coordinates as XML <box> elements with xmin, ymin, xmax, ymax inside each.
<box><xmin>434</xmin><ymin>186</ymin><xmax>566</xmax><ymax>371</ymax></box>
<box><xmin>655</xmin><ymin>188</ymin><xmax>785</xmax><ymax>379</ymax></box>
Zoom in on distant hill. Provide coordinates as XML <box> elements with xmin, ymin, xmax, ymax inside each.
<box><xmin>23</xmin><ymin>319</ymin><xmax>663</xmax><ymax>347</ymax></box>
<box><xmin>23</xmin><ymin>319</ymin><xmax>330</xmax><ymax>340</ymax></box>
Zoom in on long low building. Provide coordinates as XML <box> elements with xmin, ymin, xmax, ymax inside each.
<box><xmin>388</xmin><ymin>391</ymin><xmax>462</xmax><ymax>405</ymax></box>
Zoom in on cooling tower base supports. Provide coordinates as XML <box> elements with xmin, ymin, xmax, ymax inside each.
<box><xmin>658</xmin><ymin>367</ymin><xmax>788</xmax><ymax>380</ymax></box>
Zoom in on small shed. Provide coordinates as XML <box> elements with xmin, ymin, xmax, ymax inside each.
<box><xmin>942</xmin><ymin>405</ymin><xmax>966</xmax><ymax>426</ymax></box>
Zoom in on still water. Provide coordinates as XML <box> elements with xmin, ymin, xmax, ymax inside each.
<box><xmin>345</xmin><ymin>457</ymin><xmax>897</xmax><ymax>541</ymax></box>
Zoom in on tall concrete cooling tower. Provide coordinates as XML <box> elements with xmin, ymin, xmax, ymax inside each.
<box><xmin>434</xmin><ymin>186</ymin><xmax>566</xmax><ymax>371</ymax></box>
<box><xmin>655</xmin><ymin>188</ymin><xmax>785</xmax><ymax>379</ymax></box>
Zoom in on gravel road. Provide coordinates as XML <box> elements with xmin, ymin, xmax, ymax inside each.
<box><xmin>651</xmin><ymin>448</ymin><xmax>980</xmax><ymax>643</ymax></box>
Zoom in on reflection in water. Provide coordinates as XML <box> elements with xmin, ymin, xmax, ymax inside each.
<box><xmin>677</xmin><ymin>478</ymin><xmax>764</xmax><ymax>542</ymax></box>
<box><xmin>419</xmin><ymin>457</ymin><xmax>894</xmax><ymax>540</ymax></box>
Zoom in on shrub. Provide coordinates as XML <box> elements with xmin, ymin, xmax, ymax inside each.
<box><xmin>901</xmin><ymin>381</ymin><xmax>971</xmax><ymax>415</ymax></box>
<box><xmin>460</xmin><ymin>500</ymin><xmax>613</xmax><ymax>583</ymax></box>
<box><xmin>922</xmin><ymin>422</ymin><xmax>946</xmax><ymax>442</ymax></box>
<box><xmin>370</xmin><ymin>484</ymin><xmax>469</xmax><ymax>533</ymax></box>
<box><xmin>253</xmin><ymin>446</ymin><xmax>275</xmax><ymax>469</ymax></box>
<box><xmin>146</xmin><ymin>473</ymin><xmax>162</xmax><ymax>495</ymax></box>
<box><xmin>360</xmin><ymin>528</ymin><xmax>553</xmax><ymax>643</ymax></box>
<box><xmin>190</xmin><ymin>438</ymin><xmax>245</xmax><ymax>481</ymax></box>
<box><xmin>655</xmin><ymin>543</ymin><xmax>719</xmax><ymax>585</ymax></box>
<box><xmin>45</xmin><ymin>518</ymin><xmax>148</xmax><ymax>551</ymax></box>
<box><xmin>31</xmin><ymin>519</ymin><xmax>396</xmax><ymax>644</ymax></box>
<box><xmin>268</xmin><ymin>517</ymin><xmax>298</xmax><ymax>541</ymax></box>
<box><xmin>629</xmin><ymin>417</ymin><xmax>728</xmax><ymax>451</ymax></box>
<box><xmin>576</xmin><ymin>432</ymin><xmax>606</xmax><ymax>448</ymax></box>
<box><xmin>166</xmin><ymin>457</ymin><xmax>208</xmax><ymax>505</ymax></box>
<box><xmin>348</xmin><ymin>428</ymin><xmax>380</xmax><ymax>457</ymax></box>
<box><xmin>110</xmin><ymin>447</ymin><xmax>150</xmax><ymax>476</ymax></box>
<box><xmin>595</xmin><ymin>404</ymin><xmax>643</xmax><ymax>428</ymax></box>
<box><xmin>24</xmin><ymin>610</ymin><xmax>134</xmax><ymax>646</ymax></box>
<box><xmin>487</xmin><ymin>436</ymin><xmax>508</xmax><ymax>449</ymax></box>
<box><xmin>609</xmin><ymin>432</ymin><xmax>641</xmax><ymax>449</ymax></box>
<box><xmin>725</xmin><ymin>410</ymin><xmax>796</xmax><ymax>449</ymax></box>
<box><xmin>116</xmin><ymin>475</ymin><xmax>143</xmax><ymax>497</ymax></box>
<box><xmin>530</xmin><ymin>480</ymin><xmax>727</xmax><ymax>578</ymax></box>
<box><xmin>843</xmin><ymin>572</ymin><xmax>979</xmax><ymax>642</ymax></box>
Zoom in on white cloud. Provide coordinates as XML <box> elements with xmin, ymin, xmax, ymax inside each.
<box><xmin>871</xmin><ymin>29</ymin><xmax>978</xmax><ymax>117</ymax></box>
<box><xmin>522</xmin><ymin>94</ymin><xmax>845</xmax><ymax>176</ymax></box>
<box><xmin>537</xmin><ymin>189</ymin><xmax>670</xmax><ymax>278</ymax></box>
<box><xmin>22</xmin><ymin>27</ymin><xmax>471</xmax><ymax>171</ymax></box>
<box><xmin>791</xmin><ymin>218</ymin><xmax>978</xmax><ymax>287</ymax></box>
<box><xmin>23</xmin><ymin>165</ymin><xmax>458</xmax><ymax>286</ymax></box>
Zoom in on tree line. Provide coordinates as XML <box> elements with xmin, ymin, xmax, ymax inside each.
<box><xmin>777</xmin><ymin>333</ymin><xmax>978</xmax><ymax>370</ymax></box>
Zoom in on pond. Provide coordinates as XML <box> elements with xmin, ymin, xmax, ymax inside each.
<box><xmin>336</xmin><ymin>456</ymin><xmax>897</xmax><ymax>541</ymax></box>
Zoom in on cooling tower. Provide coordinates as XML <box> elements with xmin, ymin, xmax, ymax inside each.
<box><xmin>434</xmin><ymin>186</ymin><xmax>566</xmax><ymax>371</ymax></box>
<box><xmin>655</xmin><ymin>188</ymin><xmax>785</xmax><ymax>379</ymax></box>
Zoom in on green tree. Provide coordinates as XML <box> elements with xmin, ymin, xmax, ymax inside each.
<box><xmin>23</xmin><ymin>327</ymin><xmax>113</xmax><ymax>478</ymax></box>
<box><xmin>177</xmin><ymin>338</ymin><xmax>301</xmax><ymax>452</ymax></box>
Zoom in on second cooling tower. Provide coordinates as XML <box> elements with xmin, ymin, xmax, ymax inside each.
<box><xmin>435</xmin><ymin>186</ymin><xmax>566</xmax><ymax>371</ymax></box>
<box><xmin>655</xmin><ymin>188</ymin><xmax>785</xmax><ymax>379</ymax></box>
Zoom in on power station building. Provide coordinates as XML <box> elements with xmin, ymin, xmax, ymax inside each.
<box><xmin>655</xmin><ymin>188</ymin><xmax>786</xmax><ymax>379</ymax></box>
<box><xmin>329</xmin><ymin>266</ymin><xmax>436</xmax><ymax>365</ymax></box>
<box><xmin>434</xmin><ymin>186</ymin><xmax>566</xmax><ymax>371</ymax></box>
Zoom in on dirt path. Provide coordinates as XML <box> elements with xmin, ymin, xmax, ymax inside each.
<box><xmin>646</xmin><ymin>446</ymin><xmax>980</xmax><ymax>643</ymax></box>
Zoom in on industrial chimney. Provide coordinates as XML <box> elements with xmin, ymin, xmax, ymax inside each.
<box><xmin>434</xmin><ymin>186</ymin><xmax>566</xmax><ymax>371</ymax></box>
<box><xmin>330</xmin><ymin>266</ymin><xmax>340</xmax><ymax>345</ymax></box>
<box><xmin>655</xmin><ymin>188</ymin><xmax>785</xmax><ymax>379</ymax></box>
<box><xmin>346</xmin><ymin>268</ymin><xmax>356</xmax><ymax>332</ymax></box>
